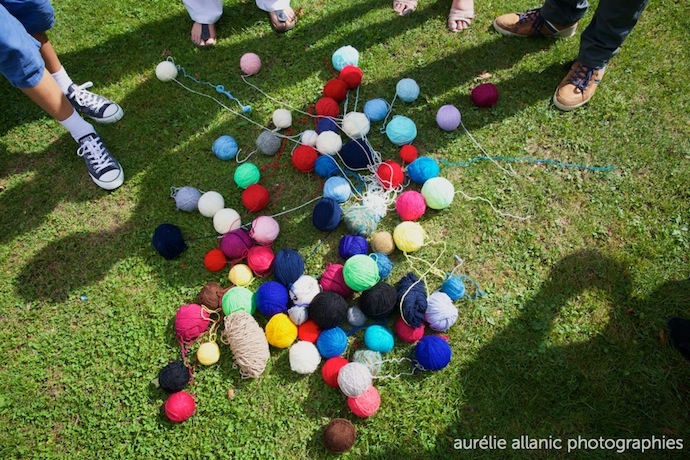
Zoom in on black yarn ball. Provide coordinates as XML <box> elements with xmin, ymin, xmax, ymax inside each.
<box><xmin>152</xmin><ymin>223</ymin><xmax>187</xmax><ymax>260</ymax></box>
<box><xmin>158</xmin><ymin>360</ymin><xmax>190</xmax><ymax>393</ymax></box>
<box><xmin>668</xmin><ymin>317</ymin><xmax>690</xmax><ymax>362</ymax></box>
<box><xmin>309</xmin><ymin>291</ymin><xmax>348</xmax><ymax>329</ymax></box>
<box><xmin>359</xmin><ymin>281</ymin><xmax>397</xmax><ymax>319</ymax></box>
<box><xmin>396</xmin><ymin>272</ymin><xmax>428</xmax><ymax>328</ymax></box>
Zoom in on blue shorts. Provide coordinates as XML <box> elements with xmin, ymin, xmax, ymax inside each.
<box><xmin>0</xmin><ymin>0</ymin><xmax>55</xmax><ymax>88</ymax></box>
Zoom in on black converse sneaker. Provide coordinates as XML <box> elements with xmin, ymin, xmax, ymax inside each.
<box><xmin>77</xmin><ymin>133</ymin><xmax>124</xmax><ymax>190</ymax></box>
<box><xmin>67</xmin><ymin>82</ymin><xmax>124</xmax><ymax>124</ymax></box>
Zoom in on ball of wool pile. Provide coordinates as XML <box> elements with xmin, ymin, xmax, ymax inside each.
<box><xmin>347</xmin><ymin>305</ymin><xmax>368</xmax><ymax>326</ymax></box>
<box><xmin>298</xmin><ymin>319</ymin><xmax>321</xmax><ymax>343</ymax></box>
<box><xmin>158</xmin><ymin>361</ymin><xmax>190</xmax><ymax>393</ymax></box>
<box><xmin>289</xmin><ymin>340</ymin><xmax>321</xmax><ymax>374</ymax></box>
<box><xmin>425</xmin><ymin>291</ymin><xmax>458</xmax><ymax>331</ymax></box>
<box><xmin>220</xmin><ymin>312</ymin><xmax>270</xmax><ymax>378</ymax></box>
<box><xmin>323</xmin><ymin>176</ymin><xmax>352</xmax><ymax>204</ymax></box>
<box><xmin>172</xmin><ymin>186</ymin><xmax>202</xmax><ymax>212</ymax></box>
<box><xmin>359</xmin><ymin>281</ymin><xmax>397</xmax><ymax>319</ymax></box>
<box><xmin>241</xmin><ymin>184</ymin><xmax>270</xmax><ymax>212</ymax></box>
<box><xmin>338</xmin><ymin>362</ymin><xmax>373</xmax><ymax>397</ymax></box>
<box><xmin>352</xmin><ymin>349</ymin><xmax>383</xmax><ymax>376</ymax></box>
<box><xmin>301</xmin><ymin>129</ymin><xmax>318</xmax><ymax>146</ymax></box>
<box><xmin>338</xmin><ymin>234</ymin><xmax>369</xmax><ymax>260</ymax></box>
<box><xmin>247</xmin><ymin>245</ymin><xmax>275</xmax><ymax>276</ymax></box>
<box><xmin>265</xmin><ymin>313</ymin><xmax>298</xmax><ymax>348</ymax></box>
<box><xmin>316</xmin><ymin>117</ymin><xmax>339</xmax><ymax>134</ymax></box>
<box><xmin>369</xmin><ymin>231</ymin><xmax>395</xmax><ymax>255</ymax></box>
<box><xmin>316</xmin><ymin>326</ymin><xmax>348</xmax><ymax>358</ymax></box>
<box><xmin>341</xmin><ymin>138</ymin><xmax>374</xmax><ymax>169</ymax></box>
<box><xmin>228</xmin><ymin>263</ymin><xmax>254</xmax><ymax>287</ymax></box>
<box><xmin>385</xmin><ymin>115</ymin><xmax>417</xmax><ymax>146</ymax></box>
<box><xmin>395</xmin><ymin>316</ymin><xmax>425</xmax><ymax>343</ymax></box>
<box><xmin>312</xmin><ymin>197</ymin><xmax>342</xmax><ymax>232</ymax></box>
<box><xmin>323</xmin><ymin>418</ymin><xmax>356</xmax><ymax>453</ymax></box>
<box><xmin>240</xmin><ymin>52</ymin><xmax>261</xmax><ymax>75</ymax></box>
<box><xmin>339</xmin><ymin>65</ymin><xmax>363</xmax><ymax>89</ymax></box>
<box><xmin>348</xmin><ymin>385</ymin><xmax>381</xmax><ymax>418</ymax></box>
<box><xmin>314</xmin><ymin>155</ymin><xmax>340</xmax><ymax>178</ymax></box>
<box><xmin>197</xmin><ymin>191</ymin><xmax>225</xmax><ymax>218</ymax></box>
<box><xmin>315</xmin><ymin>131</ymin><xmax>343</xmax><ymax>155</ymax></box>
<box><xmin>343</xmin><ymin>254</ymin><xmax>380</xmax><ymax>292</ymax></box>
<box><xmin>421</xmin><ymin>176</ymin><xmax>455</xmax><ymax>210</ymax></box>
<box><xmin>255</xmin><ymin>280</ymin><xmax>289</xmax><ymax>317</ymax></box>
<box><xmin>164</xmin><ymin>391</ymin><xmax>196</xmax><ymax>423</ymax></box>
<box><xmin>220</xmin><ymin>228</ymin><xmax>254</xmax><ymax>260</ymax></box>
<box><xmin>399</xmin><ymin>144</ymin><xmax>418</xmax><ymax>163</ymax></box>
<box><xmin>436</xmin><ymin>104</ymin><xmax>461</xmax><ymax>132</ymax></box>
<box><xmin>395</xmin><ymin>190</ymin><xmax>427</xmax><ymax>221</ymax></box>
<box><xmin>197</xmin><ymin>281</ymin><xmax>225</xmax><ymax>310</ymax></box>
<box><xmin>322</xmin><ymin>356</ymin><xmax>349</xmax><ymax>388</ymax></box>
<box><xmin>213</xmin><ymin>207</ymin><xmax>241</xmax><ymax>234</ymax></box>
<box><xmin>212</xmin><ymin>135</ymin><xmax>239</xmax><ymax>160</ymax></box>
<box><xmin>272</xmin><ymin>109</ymin><xmax>292</xmax><ymax>129</ymax></box>
<box><xmin>273</xmin><ymin>248</ymin><xmax>305</xmax><ymax>288</ymax></box>
<box><xmin>291</xmin><ymin>145</ymin><xmax>318</xmax><ymax>172</ymax></box>
<box><xmin>343</xmin><ymin>206</ymin><xmax>380</xmax><ymax>238</ymax></box>
<box><xmin>415</xmin><ymin>335</ymin><xmax>452</xmax><ymax>371</ymax></box>
<box><xmin>222</xmin><ymin>286</ymin><xmax>255</xmax><ymax>315</ymax></box>
<box><xmin>363</xmin><ymin>98</ymin><xmax>389</xmax><ymax>123</ymax></box>
<box><xmin>319</xmin><ymin>263</ymin><xmax>353</xmax><ymax>298</ymax></box>
<box><xmin>364</xmin><ymin>325</ymin><xmax>394</xmax><ymax>353</ymax></box>
<box><xmin>289</xmin><ymin>274</ymin><xmax>321</xmax><ymax>307</ymax></box>
<box><xmin>376</xmin><ymin>160</ymin><xmax>404</xmax><ymax>189</ymax></box>
<box><xmin>197</xmin><ymin>341</ymin><xmax>220</xmax><ymax>365</ymax></box>
<box><xmin>315</xmin><ymin>97</ymin><xmax>340</xmax><ymax>118</ymax></box>
<box><xmin>256</xmin><ymin>130</ymin><xmax>281</xmax><ymax>156</ymax></box>
<box><xmin>396</xmin><ymin>78</ymin><xmax>420</xmax><ymax>102</ymax></box>
<box><xmin>342</xmin><ymin>112</ymin><xmax>370</xmax><ymax>139</ymax></box>
<box><xmin>288</xmin><ymin>305</ymin><xmax>309</xmax><ymax>326</ymax></box>
<box><xmin>203</xmin><ymin>248</ymin><xmax>227</xmax><ymax>272</ymax></box>
<box><xmin>175</xmin><ymin>303</ymin><xmax>210</xmax><ymax>344</ymax></box>
<box><xmin>249</xmin><ymin>215</ymin><xmax>280</xmax><ymax>245</ymax></box>
<box><xmin>440</xmin><ymin>274</ymin><xmax>466</xmax><ymax>300</ymax></box>
<box><xmin>370</xmin><ymin>252</ymin><xmax>394</xmax><ymax>279</ymax></box>
<box><xmin>331</xmin><ymin>45</ymin><xmax>359</xmax><ymax>71</ymax></box>
<box><xmin>407</xmin><ymin>157</ymin><xmax>440</xmax><ymax>185</ymax></box>
<box><xmin>155</xmin><ymin>60</ymin><xmax>178</xmax><ymax>82</ymax></box>
<box><xmin>396</xmin><ymin>272</ymin><xmax>428</xmax><ymax>328</ymax></box>
<box><xmin>233</xmin><ymin>162</ymin><xmax>261</xmax><ymax>189</ymax></box>
<box><xmin>309</xmin><ymin>291</ymin><xmax>348</xmax><ymax>329</ymax></box>
<box><xmin>323</xmin><ymin>78</ymin><xmax>348</xmax><ymax>102</ymax></box>
<box><xmin>393</xmin><ymin>221</ymin><xmax>426</xmax><ymax>253</ymax></box>
<box><xmin>471</xmin><ymin>82</ymin><xmax>499</xmax><ymax>107</ymax></box>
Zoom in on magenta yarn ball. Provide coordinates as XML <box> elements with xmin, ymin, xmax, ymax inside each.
<box><xmin>436</xmin><ymin>105</ymin><xmax>461</xmax><ymax>132</ymax></box>
<box><xmin>471</xmin><ymin>83</ymin><xmax>499</xmax><ymax>107</ymax></box>
<box><xmin>395</xmin><ymin>190</ymin><xmax>427</xmax><ymax>221</ymax></box>
<box><xmin>240</xmin><ymin>53</ymin><xmax>262</xmax><ymax>76</ymax></box>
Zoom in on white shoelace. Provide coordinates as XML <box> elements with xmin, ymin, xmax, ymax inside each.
<box><xmin>69</xmin><ymin>82</ymin><xmax>107</xmax><ymax>111</ymax></box>
<box><xmin>77</xmin><ymin>136</ymin><xmax>114</xmax><ymax>173</ymax></box>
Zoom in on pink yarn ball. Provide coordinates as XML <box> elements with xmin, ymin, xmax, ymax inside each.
<box><xmin>164</xmin><ymin>391</ymin><xmax>196</xmax><ymax>423</ymax></box>
<box><xmin>249</xmin><ymin>215</ymin><xmax>280</xmax><ymax>245</ymax></box>
<box><xmin>395</xmin><ymin>190</ymin><xmax>427</xmax><ymax>221</ymax></box>
<box><xmin>348</xmin><ymin>385</ymin><xmax>380</xmax><ymax>418</ymax></box>
<box><xmin>395</xmin><ymin>316</ymin><xmax>425</xmax><ymax>343</ymax></box>
<box><xmin>175</xmin><ymin>304</ymin><xmax>210</xmax><ymax>344</ymax></box>
<box><xmin>246</xmin><ymin>245</ymin><xmax>275</xmax><ymax>277</ymax></box>
<box><xmin>471</xmin><ymin>83</ymin><xmax>499</xmax><ymax>107</ymax></box>
<box><xmin>319</xmin><ymin>263</ymin><xmax>353</xmax><ymax>298</ymax></box>
<box><xmin>240</xmin><ymin>53</ymin><xmax>262</xmax><ymax>76</ymax></box>
<box><xmin>436</xmin><ymin>105</ymin><xmax>461</xmax><ymax>131</ymax></box>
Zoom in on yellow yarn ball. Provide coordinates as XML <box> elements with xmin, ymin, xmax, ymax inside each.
<box><xmin>197</xmin><ymin>341</ymin><xmax>221</xmax><ymax>365</ymax></box>
<box><xmin>393</xmin><ymin>221</ymin><xmax>425</xmax><ymax>253</ymax></box>
<box><xmin>228</xmin><ymin>263</ymin><xmax>254</xmax><ymax>286</ymax></box>
<box><xmin>265</xmin><ymin>313</ymin><xmax>298</xmax><ymax>348</ymax></box>
<box><xmin>370</xmin><ymin>231</ymin><xmax>395</xmax><ymax>255</ymax></box>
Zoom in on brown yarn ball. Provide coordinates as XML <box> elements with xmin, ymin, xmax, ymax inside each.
<box><xmin>369</xmin><ymin>231</ymin><xmax>395</xmax><ymax>255</ymax></box>
<box><xmin>197</xmin><ymin>281</ymin><xmax>225</xmax><ymax>310</ymax></box>
<box><xmin>323</xmin><ymin>418</ymin><xmax>356</xmax><ymax>453</ymax></box>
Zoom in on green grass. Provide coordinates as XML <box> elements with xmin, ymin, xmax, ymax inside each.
<box><xmin>1</xmin><ymin>0</ymin><xmax>689</xmax><ymax>458</ymax></box>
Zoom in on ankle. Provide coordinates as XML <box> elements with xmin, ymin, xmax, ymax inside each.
<box><xmin>51</xmin><ymin>67</ymin><xmax>74</xmax><ymax>95</ymax></box>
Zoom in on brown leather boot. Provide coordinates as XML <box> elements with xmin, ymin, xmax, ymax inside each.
<box><xmin>553</xmin><ymin>61</ymin><xmax>606</xmax><ymax>111</ymax></box>
<box><xmin>493</xmin><ymin>8</ymin><xmax>578</xmax><ymax>38</ymax></box>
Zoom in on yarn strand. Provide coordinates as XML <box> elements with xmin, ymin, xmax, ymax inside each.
<box><xmin>455</xmin><ymin>189</ymin><xmax>531</xmax><ymax>221</ymax></box>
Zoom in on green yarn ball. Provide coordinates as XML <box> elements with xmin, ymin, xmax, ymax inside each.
<box><xmin>234</xmin><ymin>163</ymin><xmax>261</xmax><ymax>189</ymax></box>
<box><xmin>343</xmin><ymin>254</ymin><xmax>380</xmax><ymax>292</ymax></box>
<box><xmin>421</xmin><ymin>177</ymin><xmax>455</xmax><ymax>210</ymax></box>
<box><xmin>222</xmin><ymin>286</ymin><xmax>256</xmax><ymax>315</ymax></box>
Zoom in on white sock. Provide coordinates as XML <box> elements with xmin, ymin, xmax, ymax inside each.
<box><xmin>51</xmin><ymin>67</ymin><xmax>74</xmax><ymax>95</ymax></box>
<box><xmin>59</xmin><ymin>110</ymin><xmax>96</xmax><ymax>142</ymax></box>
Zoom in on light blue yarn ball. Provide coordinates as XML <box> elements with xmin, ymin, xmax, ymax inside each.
<box><xmin>407</xmin><ymin>157</ymin><xmax>440</xmax><ymax>185</ymax></box>
<box><xmin>364</xmin><ymin>325</ymin><xmax>394</xmax><ymax>353</ymax></box>
<box><xmin>363</xmin><ymin>99</ymin><xmax>390</xmax><ymax>123</ymax></box>
<box><xmin>385</xmin><ymin>115</ymin><xmax>417</xmax><ymax>146</ymax></box>
<box><xmin>323</xmin><ymin>176</ymin><xmax>352</xmax><ymax>203</ymax></box>
<box><xmin>370</xmin><ymin>252</ymin><xmax>394</xmax><ymax>279</ymax></box>
<box><xmin>172</xmin><ymin>186</ymin><xmax>203</xmax><ymax>212</ymax></box>
<box><xmin>332</xmin><ymin>45</ymin><xmax>359</xmax><ymax>72</ymax></box>
<box><xmin>212</xmin><ymin>135</ymin><xmax>239</xmax><ymax>160</ymax></box>
<box><xmin>440</xmin><ymin>275</ymin><xmax>466</xmax><ymax>301</ymax></box>
<box><xmin>396</xmin><ymin>78</ymin><xmax>420</xmax><ymax>102</ymax></box>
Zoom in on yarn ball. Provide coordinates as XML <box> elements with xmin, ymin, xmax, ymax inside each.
<box><xmin>203</xmin><ymin>248</ymin><xmax>227</xmax><ymax>272</ymax></box>
<box><xmin>256</xmin><ymin>130</ymin><xmax>281</xmax><ymax>156</ymax></box>
<box><xmin>228</xmin><ymin>263</ymin><xmax>254</xmax><ymax>287</ymax></box>
<box><xmin>339</xmin><ymin>65</ymin><xmax>363</xmax><ymax>89</ymax></box>
<box><xmin>309</xmin><ymin>291</ymin><xmax>348</xmax><ymax>329</ymax></box>
<box><xmin>322</xmin><ymin>357</ymin><xmax>349</xmax><ymax>388</ymax></box>
<box><xmin>396</xmin><ymin>272</ymin><xmax>428</xmax><ymax>328</ymax></box>
<box><xmin>222</xmin><ymin>286</ymin><xmax>255</xmax><ymax>315</ymax></box>
<box><xmin>288</xmin><ymin>305</ymin><xmax>309</xmax><ymax>326</ymax></box>
<box><xmin>395</xmin><ymin>190</ymin><xmax>427</xmax><ymax>221</ymax></box>
<box><xmin>425</xmin><ymin>291</ymin><xmax>458</xmax><ymax>331</ymax></box>
<box><xmin>395</xmin><ymin>316</ymin><xmax>425</xmax><ymax>343</ymax></box>
<box><xmin>332</xmin><ymin>45</ymin><xmax>359</xmax><ymax>71</ymax></box>
<box><xmin>174</xmin><ymin>303</ymin><xmax>210</xmax><ymax>344</ymax></box>
<box><xmin>164</xmin><ymin>391</ymin><xmax>195</xmax><ymax>423</ymax></box>
<box><xmin>376</xmin><ymin>160</ymin><xmax>404</xmax><ymax>189</ymax></box>
<box><xmin>272</xmin><ymin>108</ymin><xmax>292</xmax><ymax>129</ymax></box>
<box><xmin>421</xmin><ymin>176</ymin><xmax>455</xmax><ymax>210</ymax></box>
<box><xmin>240</xmin><ymin>52</ymin><xmax>262</xmax><ymax>75</ymax></box>
<box><xmin>265</xmin><ymin>313</ymin><xmax>298</xmax><ymax>348</ymax></box>
<box><xmin>233</xmin><ymin>162</ymin><xmax>261</xmax><ymax>189</ymax></box>
<box><xmin>399</xmin><ymin>144</ymin><xmax>419</xmax><ymax>163</ymax></box>
<box><xmin>273</xmin><ymin>249</ymin><xmax>305</xmax><ymax>288</ymax></box>
<box><xmin>343</xmin><ymin>254</ymin><xmax>381</xmax><ymax>292</ymax></box>
<box><xmin>323</xmin><ymin>418</ymin><xmax>356</xmax><ymax>453</ymax></box>
<box><xmin>352</xmin><ymin>350</ymin><xmax>383</xmax><ymax>376</ymax></box>
<box><xmin>347</xmin><ymin>305</ymin><xmax>368</xmax><ymax>326</ymax></box>
<box><xmin>298</xmin><ymin>319</ymin><xmax>321</xmax><ymax>343</ymax></box>
<box><xmin>315</xmin><ymin>97</ymin><xmax>340</xmax><ymax>118</ymax></box>
<box><xmin>213</xmin><ymin>207</ymin><xmax>241</xmax><ymax>234</ymax></box>
<box><xmin>152</xmin><ymin>223</ymin><xmax>187</xmax><ymax>260</ymax></box>
<box><xmin>341</xmin><ymin>138</ymin><xmax>374</xmax><ymax>169</ymax></box>
<box><xmin>338</xmin><ymin>234</ymin><xmax>369</xmax><ymax>260</ymax></box>
<box><xmin>323</xmin><ymin>176</ymin><xmax>352</xmax><ymax>203</ymax></box>
<box><xmin>212</xmin><ymin>135</ymin><xmax>239</xmax><ymax>160</ymax></box>
<box><xmin>440</xmin><ymin>274</ymin><xmax>466</xmax><ymax>300</ymax></box>
<box><xmin>364</xmin><ymin>325</ymin><xmax>394</xmax><ymax>353</ymax></box>
<box><xmin>415</xmin><ymin>335</ymin><xmax>452</xmax><ymax>371</ymax></box>
<box><xmin>172</xmin><ymin>186</ymin><xmax>202</xmax><ymax>212</ymax></box>
<box><xmin>289</xmin><ymin>274</ymin><xmax>321</xmax><ymax>307</ymax></box>
<box><xmin>246</xmin><ymin>242</ymin><xmax>275</xmax><ymax>276</ymax></box>
<box><xmin>289</xmin><ymin>341</ymin><xmax>321</xmax><ymax>374</ymax></box>
<box><xmin>301</xmin><ymin>129</ymin><xmax>318</xmax><ymax>146</ymax></box>
<box><xmin>197</xmin><ymin>281</ymin><xmax>225</xmax><ymax>310</ymax></box>
<box><xmin>220</xmin><ymin>312</ymin><xmax>270</xmax><ymax>378</ymax></box>
<box><xmin>385</xmin><ymin>115</ymin><xmax>417</xmax><ymax>146</ymax></box>
<box><xmin>312</xmin><ymin>197</ymin><xmax>342</xmax><ymax>231</ymax></box>
<box><xmin>197</xmin><ymin>191</ymin><xmax>225</xmax><ymax>218</ymax></box>
<box><xmin>315</xmin><ymin>131</ymin><xmax>343</xmax><ymax>155</ymax></box>
<box><xmin>363</xmin><ymin>98</ymin><xmax>389</xmax><ymax>123</ymax></box>
<box><xmin>342</xmin><ymin>112</ymin><xmax>370</xmax><ymax>139</ymax></box>
<box><xmin>316</xmin><ymin>117</ymin><xmax>339</xmax><ymax>134</ymax></box>
<box><xmin>436</xmin><ymin>104</ymin><xmax>461</xmax><ymax>132</ymax></box>
<box><xmin>255</xmin><ymin>281</ymin><xmax>289</xmax><ymax>317</ymax></box>
<box><xmin>156</xmin><ymin>60</ymin><xmax>178</xmax><ymax>82</ymax></box>
<box><xmin>369</xmin><ymin>231</ymin><xmax>395</xmax><ymax>255</ymax></box>
<box><xmin>337</xmin><ymin>362</ymin><xmax>372</xmax><ymax>397</ymax></box>
<box><xmin>319</xmin><ymin>263</ymin><xmax>353</xmax><ymax>298</ymax></box>
<box><xmin>158</xmin><ymin>361</ymin><xmax>190</xmax><ymax>393</ymax></box>
<box><xmin>343</xmin><ymin>205</ymin><xmax>380</xmax><ymax>237</ymax></box>
<box><xmin>393</xmin><ymin>221</ymin><xmax>425</xmax><ymax>253</ymax></box>
<box><xmin>197</xmin><ymin>341</ymin><xmax>220</xmax><ymax>366</ymax></box>
<box><xmin>249</xmin><ymin>215</ymin><xmax>280</xmax><ymax>245</ymax></box>
<box><xmin>396</xmin><ymin>78</ymin><xmax>420</xmax><ymax>102</ymax></box>
<box><xmin>348</xmin><ymin>385</ymin><xmax>381</xmax><ymax>418</ymax></box>
<box><xmin>359</xmin><ymin>281</ymin><xmax>396</xmax><ymax>319</ymax></box>
<box><xmin>471</xmin><ymin>82</ymin><xmax>499</xmax><ymax>107</ymax></box>
<box><xmin>370</xmin><ymin>252</ymin><xmax>394</xmax><ymax>279</ymax></box>
<box><xmin>292</xmin><ymin>145</ymin><xmax>318</xmax><ymax>172</ymax></box>
<box><xmin>241</xmin><ymin>184</ymin><xmax>270</xmax><ymax>212</ymax></box>
<box><xmin>407</xmin><ymin>156</ymin><xmax>440</xmax><ymax>185</ymax></box>
<box><xmin>316</xmin><ymin>327</ymin><xmax>348</xmax><ymax>358</ymax></box>
<box><xmin>323</xmin><ymin>78</ymin><xmax>348</xmax><ymax>102</ymax></box>
<box><xmin>314</xmin><ymin>155</ymin><xmax>340</xmax><ymax>178</ymax></box>
<box><xmin>220</xmin><ymin>228</ymin><xmax>254</xmax><ymax>260</ymax></box>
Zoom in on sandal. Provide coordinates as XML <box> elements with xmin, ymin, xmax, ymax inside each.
<box><xmin>393</xmin><ymin>0</ymin><xmax>418</xmax><ymax>16</ymax></box>
<box><xmin>191</xmin><ymin>23</ymin><xmax>216</xmax><ymax>47</ymax></box>
<box><xmin>268</xmin><ymin>9</ymin><xmax>297</xmax><ymax>33</ymax></box>
<box><xmin>447</xmin><ymin>0</ymin><xmax>474</xmax><ymax>32</ymax></box>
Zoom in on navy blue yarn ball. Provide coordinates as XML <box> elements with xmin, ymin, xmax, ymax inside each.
<box><xmin>152</xmin><ymin>223</ymin><xmax>187</xmax><ymax>260</ymax></box>
<box><xmin>340</xmin><ymin>138</ymin><xmax>374</xmax><ymax>170</ymax></box>
<box><xmin>317</xmin><ymin>117</ymin><xmax>340</xmax><ymax>134</ymax></box>
<box><xmin>273</xmin><ymin>249</ymin><xmax>305</xmax><ymax>288</ymax></box>
<box><xmin>338</xmin><ymin>234</ymin><xmax>369</xmax><ymax>260</ymax></box>
<box><xmin>313</xmin><ymin>197</ymin><xmax>342</xmax><ymax>231</ymax></box>
<box><xmin>396</xmin><ymin>272</ymin><xmax>428</xmax><ymax>328</ymax></box>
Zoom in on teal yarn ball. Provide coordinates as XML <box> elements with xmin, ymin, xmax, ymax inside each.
<box><xmin>316</xmin><ymin>327</ymin><xmax>348</xmax><ymax>358</ymax></box>
<box><xmin>323</xmin><ymin>176</ymin><xmax>352</xmax><ymax>203</ymax></box>
<box><xmin>234</xmin><ymin>162</ymin><xmax>261</xmax><ymax>189</ymax></box>
<box><xmin>212</xmin><ymin>135</ymin><xmax>239</xmax><ymax>160</ymax></box>
<box><xmin>364</xmin><ymin>325</ymin><xmax>394</xmax><ymax>353</ymax></box>
<box><xmin>352</xmin><ymin>349</ymin><xmax>383</xmax><ymax>376</ymax></box>
<box><xmin>343</xmin><ymin>254</ymin><xmax>380</xmax><ymax>292</ymax></box>
<box><xmin>396</xmin><ymin>78</ymin><xmax>420</xmax><ymax>102</ymax></box>
<box><xmin>370</xmin><ymin>252</ymin><xmax>394</xmax><ymax>279</ymax></box>
<box><xmin>385</xmin><ymin>115</ymin><xmax>417</xmax><ymax>146</ymax></box>
<box><xmin>440</xmin><ymin>275</ymin><xmax>465</xmax><ymax>300</ymax></box>
<box><xmin>363</xmin><ymin>98</ymin><xmax>390</xmax><ymax>123</ymax></box>
<box><xmin>421</xmin><ymin>177</ymin><xmax>455</xmax><ymax>210</ymax></box>
<box><xmin>332</xmin><ymin>45</ymin><xmax>359</xmax><ymax>72</ymax></box>
<box><xmin>407</xmin><ymin>157</ymin><xmax>440</xmax><ymax>185</ymax></box>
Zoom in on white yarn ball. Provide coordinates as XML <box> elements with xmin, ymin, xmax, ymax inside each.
<box><xmin>337</xmin><ymin>362</ymin><xmax>373</xmax><ymax>397</ymax></box>
<box><xmin>289</xmin><ymin>275</ymin><xmax>321</xmax><ymax>306</ymax></box>
<box><xmin>316</xmin><ymin>131</ymin><xmax>343</xmax><ymax>155</ymax></box>
<box><xmin>288</xmin><ymin>306</ymin><xmax>309</xmax><ymax>326</ymax></box>
<box><xmin>342</xmin><ymin>112</ymin><xmax>370</xmax><ymax>139</ymax></box>
<box><xmin>347</xmin><ymin>306</ymin><xmax>367</xmax><ymax>327</ymax></box>
<box><xmin>272</xmin><ymin>109</ymin><xmax>292</xmax><ymax>129</ymax></box>
<box><xmin>155</xmin><ymin>61</ymin><xmax>178</xmax><ymax>82</ymax></box>
<box><xmin>301</xmin><ymin>130</ymin><xmax>318</xmax><ymax>146</ymax></box>
<box><xmin>425</xmin><ymin>291</ymin><xmax>458</xmax><ymax>332</ymax></box>
<box><xmin>289</xmin><ymin>341</ymin><xmax>322</xmax><ymax>374</ymax></box>
<box><xmin>213</xmin><ymin>208</ymin><xmax>241</xmax><ymax>234</ymax></box>
<box><xmin>197</xmin><ymin>191</ymin><xmax>225</xmax><ymax>218</ymax></box>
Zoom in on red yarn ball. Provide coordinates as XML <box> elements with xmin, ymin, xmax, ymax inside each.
<box><xmin>292</xmin><ymin>145</ymin><xmax>319</xmax><ymax>172</ymax></box>
<box><xmin>164</xmin><ymin>391</ymin><xmax>196</xmax><ymax>423</ymax></box>
<box><xmin>315</xmin><ymin>97</ymin><xmax>340</xmax><ymax>117</ymax></box>
<box><xmin>471</xmin><ymin>83</ymin><xmax>499</xmax><ymax>107</ymax></box>
<box><xmin>175</xmin><ymin>304</ymin><xmax>210</xmax><ymax>344</ymax></box>
<box><xmin>246</xmin><ymin>245</ymin><xmax>275</xmax><ymax>277</ymax></box>
<box><xmin>241</xmin><ymin>183</ymin><xmax>270</xmax><ymax>212</ymax></box>
<box><xmin>323</xmin><ymin>78</ymin><xmax>348</xmax><ymax>103</ymax></box>
<box><xmin>376</xmin><ymin>160</ymin><xmax>404</xmax><ymax>189</ymax></box>
<box><xmin>348</xmin><ymin>385</ymin><xmax>380</xmax><ymax>418</ymax></box>
<box><xmin>203</xmin><ymin>248</ymin><xmax>227</xmax><ymax>272</ymax></box>
<box><xmin>395</xmin><ymin>316</ymin><xmax>425</xmax><ymax>343</ymax></box>
<box><xmin>399</xmin><ymin>145</ymin><xmax>418</xmax><ymax>163</ymax></box>
<box><xmin>339</xmin><ymin>65</ymin><xmax>363</xmax><ymax>89</ymax></box>
<box><xmin>395</xmin><ymin>190</ymin><xmax>427</xmax><ymax>221</ymax></box>
<box><xmin>298</xmin><ymin>319</ymin><xmax>321</xmax><ymax>343</ymax></box>
<box><xmin>322</xmin><ymin>356</ymin><xmax>349</xmax><ymax>388</ymax></box>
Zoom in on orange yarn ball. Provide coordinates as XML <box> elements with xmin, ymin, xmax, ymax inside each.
<box><xmin>292</xmin><ymin>145</ymin><xmax>318</xmax><ymax>173</ymax></box>
<box><xmin>339</xmin><ymin>65</ymin><xmax>363</xmax><ymax>89</ymax></box>
<box><xmin>323</xmin><ymin>78</ymin><xmax>348</xmax><ymax>102</ymax></box>
<box><xmin>203</xmin><ymin>248</ymin><xmax>227</xmax><ymax>272</ymax></box>
<box><xmin>241</xmin><ymin>184</ymin><xmax>270</xmax><ymax>212</ymax></box>
<box><xmin>376</xmin><ymin>160</ymin><xmax>404</xmax><ymax>189</ymax></box>
<box><xmin>316</xmin><ymin>97</ymin><xmax>340</xmax><ymax>117</ymax></box>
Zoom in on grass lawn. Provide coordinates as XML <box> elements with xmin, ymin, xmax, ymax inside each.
<box><xmin>1</xmin><ymin>0</ymin><xmax>689</xmax><ymax>458</ymax></box>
